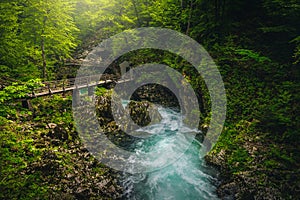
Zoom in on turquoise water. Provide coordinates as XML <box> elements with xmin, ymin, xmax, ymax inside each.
<box><xmin>120</xmin><ymin>105</ymin><xmax>219</xmax><ymax>200</ymax></box>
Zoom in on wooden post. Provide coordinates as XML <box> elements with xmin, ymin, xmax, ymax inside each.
<box><xmin>47</xmin><ymin>82</ymin><xmax>52</xmax><ymax>94</ymax></box>
<box><xmin>31</xmin><ymin>89</ymin><xmax>36</xmax><ymax>98</ymax></box>
<box><xmin>88</xmin><ymin>85</ymin><xmax>93</xmax><ymax>96</ymax></box>
<box><xmin>62</xmin><ymin>81</ymin><xmax>66</xmax><ymax>97</ymax></box>
<box><xmin>73</xmin><ymin>86</ymin><xmax>80</xmax><ymax>106</ymax></box>
<box><xmin>129</xmin><ymin>67</ymin><xmax>133</xmax><ymax>80</ymax></box>
<box><xmin>120</xmin><ymin>61</ymin><xmax>129</xmax><ymax>77</ymax></box>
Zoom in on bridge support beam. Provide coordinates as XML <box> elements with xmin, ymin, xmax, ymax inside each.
<box><xmin>62</xmin><ymin>81</ymin><xmax>66</xmax><ymax>97</ymax></box>
<box><xmin>88</xmin><ymin>85</ymin><xmax>94</xmax><ymax>96</ymax></box>
<box><xmin>120</xmin><ymin>61</ymin><xmax>129</xmax><ymax>77</ymax></box>
<box><xmin>73</xmin><ymin>87</ymin><xmax>80</xmax><ymax>106</ymax></box>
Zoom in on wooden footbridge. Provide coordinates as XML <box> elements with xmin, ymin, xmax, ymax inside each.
<box><xmin>29</xmin><ymin>61</ymin><xmax>132</xmax><ymax>98</ymax></box>
<box><xmin>21</xmin><ymin>61</ymin><xmax>132</xmax><ymax>108</ymax></box>
<box><xmin>21</xmin><ymin>73</ymin><xmax>131</xmax><ymax>108</ymax></box>
<box><xmin>29</xmin><ymin>74</ymin><xmax>120</xmax><ymax>98</ymax></box>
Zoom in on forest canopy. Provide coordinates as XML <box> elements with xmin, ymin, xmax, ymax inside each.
<box><xmin>1</xmin><ymin>0</ymin><xmax>299</xmax><ymax>82</ymax></box>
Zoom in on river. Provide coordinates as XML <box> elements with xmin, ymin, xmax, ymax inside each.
<box><xmin>119</xmin><ymin>104</ymin><xmax>219</xmax><ymax>200</ymax></box>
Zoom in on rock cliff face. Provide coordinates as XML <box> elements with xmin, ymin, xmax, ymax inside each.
<box><xmin>131</xmin><ymin>84</ymin><xmax>180</xmax><ymax>109</ymax></box>
<box><xmin>95</xmin><ymin>89</ymin><xmax>162</xmax><ymax>139</ymax></box>
<box><xmin>96</xmin><ymin>89</ymin><xmax>162</xmax><ymax>128</ymax></box>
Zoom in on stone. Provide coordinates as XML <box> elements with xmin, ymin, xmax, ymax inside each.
<box><xmin>47</xmin><ymin>123</ymin><xmax>57</xmax><ymax>129</ymax></box>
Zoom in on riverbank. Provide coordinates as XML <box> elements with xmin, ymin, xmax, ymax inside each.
<box><xmin>0</xmin><ymin>94</ymin><xmax>123</xmax><ymax>199</ymax></box>
<box><xmin>204</xmin><ymin>45</ymin><xmax>300</xmax><ymax>199</ymax></box>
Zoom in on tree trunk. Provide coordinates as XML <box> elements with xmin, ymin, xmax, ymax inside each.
<box><xmin>215</xmin><ymin>0</ymin><xmax>221</xmax><ymax>22</ymax></box>
<box><xmin>131</xmin><ymin>0</ymin><xmax>141</xmax><ymax>27</ymax></box>
<box><xmin>186</xmin><ymin>0</ymin><xmax>194</xmax><ymax>36</ymax></box>
<box><xmin>221</xmin><ymin>0</ymin><xmax>226</xmax><ymax>21</ymax></box>
<box><xmin>41</xmin><ymin>16</ymin><xmax>47</xmax><ymax>80</ymax></box>
<box><xmin>41</xmin><ymin>38</ymin><xmax>47</xmax><ymax>80</ymax></box>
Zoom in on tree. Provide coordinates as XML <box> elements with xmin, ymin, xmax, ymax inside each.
<box><xmin>20</xmin><ymin>0</ymin><xmax>78</xmax><ymax>80</ymax></box>
<box><xmin>0</xmin><ymin>1</ymin><xmax>24</xmax><ymax>68</ymax></box>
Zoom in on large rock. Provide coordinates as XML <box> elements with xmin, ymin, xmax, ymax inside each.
<box><xmin>46</xmin><ymin>123</ymin><xmax>69</xmax><ymax>143</ymax></box>
<box><xmin>94</xmin><ymin>89</ymin><xmax>162</xmax><ymax>149</ymax></box>
<box><xmin>95</xmin><ymin>89</ymin><xmax>162</xmax><ymax>130</ymax></box>
<box><xmin>131</xmin><ymin>84</ymin><xmax>180</xmax><ymax>108</ymax></box>
<box><xmin>127</xmin><ymin>101</ymin><xmax>162</xmax><ymax>127</ymax></box>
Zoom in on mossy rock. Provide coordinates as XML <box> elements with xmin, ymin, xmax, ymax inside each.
<box><xmin>127</xmin><ymin>101</ymin><xmax>162</xmax><ymax>127</ymax></box>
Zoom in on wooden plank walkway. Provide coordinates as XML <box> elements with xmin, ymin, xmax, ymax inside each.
<box><xmin>28</xmin><ymin>74</ymin><xmax>125</xmax><ymax>98</ymax></box>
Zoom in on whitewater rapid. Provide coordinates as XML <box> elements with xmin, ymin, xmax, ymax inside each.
<box><xmin>120</xmin><ymin>105</ymin><xmax>219</xmax><ymax>200</ymax></box>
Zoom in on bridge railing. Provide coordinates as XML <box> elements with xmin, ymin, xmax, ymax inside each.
<box><xmin>31</xmin><ymin>74</ymin><xmax>120</xmax><ymax>97</ymax></box>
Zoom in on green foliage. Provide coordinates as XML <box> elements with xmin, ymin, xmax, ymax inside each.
<box><xmin>0</xmin><ymin>121</ymin><xmax>48</xmax><ymax>199</ymax></box>
<box><xmin>234</xmin><ymin>49</ymin><xmax>271</xmax><ymax>63</ymax></box>
<box><xmin>0</xmin><ymin>79</ymin><xmax>44</xmax><ymax>103</ymax></box>
<box><xmin>0</xmin><ymin>93</ymin><xmax>118</xmax><ymax>199</ymax></box>
<box><xmin>95</xmin><ymin>87</ymin><xmax>108</xmax><ymax>97</ymax></box>
<box><xmin>0</xmin><ymin>0</ymin><xmax>79</xmax><ymax>80</ymax></box>
<box><xmin>291</xmin><ymin>36</ymin><xmax>300</xmax><ymax>63</ymax></box>
<box><xmin>32</xmin><ymin>95</ymin><xmax>73</xmax><ymax>126</ymax></box>
<box><xmin>0</xmin><ymin>79</ymin><xmax>44</xmax><ymax>121</ymax></box>
<box><xmin>207</xmin><ymin>31</ymin><xmax>299</xmax><ymax>197</ymax></box>
<box><xmin>0</xmin><ymin>1</ymin><xmax>24</xmax><ymax>67</ymax></box>
<box><xmin>21</xmin><ymin>0</ymin><xmax>79</xmax><ymax>79</ymax></box>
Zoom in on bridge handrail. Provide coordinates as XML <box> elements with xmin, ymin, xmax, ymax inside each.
<box><xmin>30</xmin><ymin>74</ymin><xmax>120</xmax><ymax>97</ymax></box>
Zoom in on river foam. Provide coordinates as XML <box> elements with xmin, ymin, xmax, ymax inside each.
<box><xmin>120</xmin><ymin>104</ymin><xmax>219</xmax><ymax>199</ymax></box>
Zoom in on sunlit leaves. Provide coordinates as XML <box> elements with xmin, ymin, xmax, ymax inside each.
<box><xmin>21</xmin><ymin>0</ymin><xmax>79</xmax><ymax>69</ymax></box>
<box><xmin>0</xmin><ymin>79</ymin><xmax>44</xmax><ymax>103</ymax></box>
<box><xmin>0</xmin><ymin>1</ymin><xmax>24</xmax><ymax>67</ymax></box>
